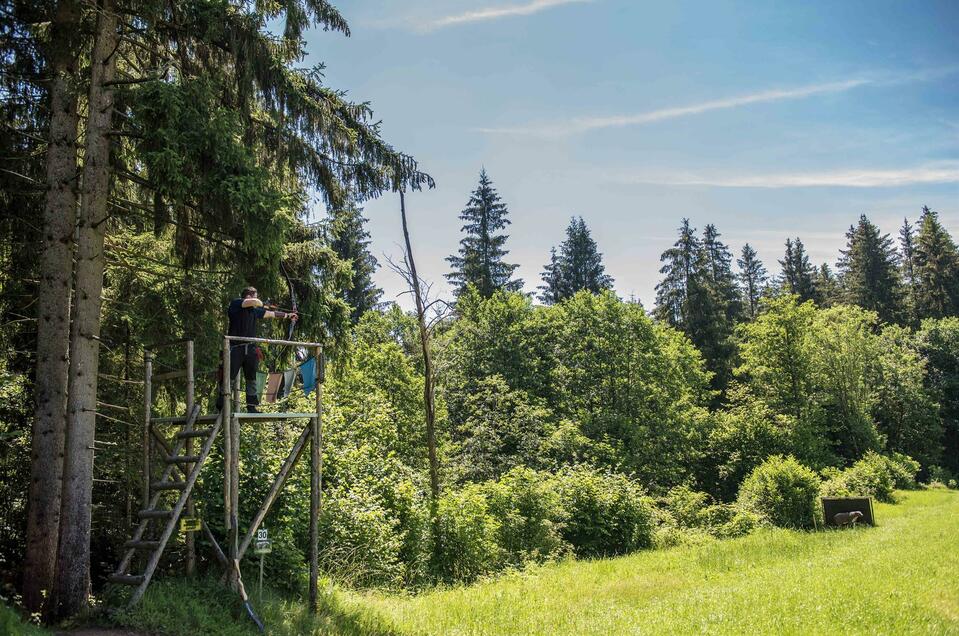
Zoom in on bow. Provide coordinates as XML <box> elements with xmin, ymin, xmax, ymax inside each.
<box><xmin>279</xmin><ymin>260</ymin><xmax>298</xmax><ymax>343</ymax></box>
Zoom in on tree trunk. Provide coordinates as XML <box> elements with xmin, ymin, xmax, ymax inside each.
<box><xmin>22</xmin><ymin>0</ymin><xmax>81</xmax><ymax>616</ymax></box>
<box><xmin>55</xmin><ymin>0</ymin><xmax>117</xmax><ymax>618</ymax></box>
<box><xmin>399</xmin><ymin>191</ymin><xmax>440</xmax><ymax>499</ymax></box>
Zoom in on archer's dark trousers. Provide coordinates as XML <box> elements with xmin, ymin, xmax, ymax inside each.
<box><xmin>217</xmin><ymin>343</ymin><xmax>259</xmax><ymax>409</ymax></box>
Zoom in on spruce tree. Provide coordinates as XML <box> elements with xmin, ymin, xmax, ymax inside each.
<box><xmin>815</xmin><ymin>263</ymin><xmax>841</xmax><ymax>308</ymax></box>
<box><xmin>538</xmin><ymin>216</ymin><xmax>613</xmax><ymax>304</ymax></box>
<box><xmin>913</xmin><ymin>206</ymin><xmax>959</xmax><ymax>319</ymax></box>
<box><xmin>446</xmin><ymin>170</ymin><xmax>522</xmax><ymax>298</ymax></box>
<box><xmin>779</xmin><ymin>238</ymin><xmax>818</xmax><ymax>302</ymax></box>
<box><xmin>737</xmin><ymin>243</ymin><xmax>768</xmax><ymax>319</ymax></box>
<box><xmin>654</xmin><ymin>219</ymin><xmax>700</xmax><ymax>324</ymax></box>
<box><xmin>900</xmin><ymin>218</ymin><xmax>918</xmax><ymax>323</ymax></box>
<box><xmin>655</xmin><ymin>220</ymin><xmax>737</xmax><ymax>393</ymax></box>
<box><xmin>837</xmin><ymin>214</ymin><xmax>902</xmax><ymax>323</ymax></box>
<box><xmin>329</xmin><ymin>204</ymin><xmax>382</xmax><ymax>322</ymax></box>
<box><xmin>702</xmin><ymin>224</ymin><xmax>742</xmax><ymax>322</ymax></box>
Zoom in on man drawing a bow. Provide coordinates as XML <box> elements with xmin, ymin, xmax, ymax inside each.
<box><xmin>217</xmin><ymin>286</ymin><xmax>297</xmax><ymax>413</ymax></box>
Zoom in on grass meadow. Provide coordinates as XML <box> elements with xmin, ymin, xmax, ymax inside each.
<box><xmin>5</xmin><ymin>488</ymin><xmax>957</xmax><ymax>635</ymax></box>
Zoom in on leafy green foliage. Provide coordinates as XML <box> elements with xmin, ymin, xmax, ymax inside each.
<box><xmin>820</xmin><ymin>451</ymin><xmax>896</xmax><ymax>503</ymax></box>
<box><xmin>737</xmin><ymin>456</ymin><xmax>822</xmax><ymax>529</ymax></box>
<box><xmin>430</xmin><ymin>484</ymin><xmax>503</xmax><ymax>583</ymax></box>
<box><xmin>481</xmin><ymin>467</ymin><xmax>569</xmax><ymax>566</ymax></box>
<box><xmin>554</xmin><ymin>466</ymin><xmax>654</xmax><ymax>558</ymax></box>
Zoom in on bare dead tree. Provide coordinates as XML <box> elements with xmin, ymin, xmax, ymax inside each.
<box><xmin>384</xmin><ymin>191</ymin><xmax>451</xmax><ymax>501</ymax></box>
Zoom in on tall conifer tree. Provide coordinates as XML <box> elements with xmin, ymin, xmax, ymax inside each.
<box><xmin>837</xmin><ymin>214</ymin><xmax>902</xmax><ymax>323</ymax></box>
<box><xmin>538</xmin><ymin>216</ymin><xmax>613</xmax><ymax>304</ymax></box>
<box><xmin>446</xmin><ymin>170</ymin><xmax>522</xmax><ymax>298</ymax></box>
<box><xmin>900</xmin><ymin>218</ymin><xmax>918</xmax><ymax>323</ymax></box>
<box><xmin>329</xmin><ymin>204</ymin><xmax>382</xmax><ymax>322</ymax></box>
<box><xmin>913</xmin><ymin>206</ymin><xmax>959</xmax><ymax>319</ymax></box>
<box><xmin>778</xmin><ymin>238</ymin><xmax>818</xmax><ymax>302</ymax></box>
<box><xmin>702</xmin><ymin>224</ymin><xmax>742</xmax><ymax>322</ymax></box>
<box><xmin>815</xmin><ymin>263</ymin><xmax>841</xmax><ymax>308</ymax></box>
<box><xmin>737</xmin><ymin>243</ymin><xmax>768</xmax><ymax>319</ymax></box>
<box><xmin>655</xmin><ymin>220</ymin><xmax>737</xmax><ymax>393</ymax></box>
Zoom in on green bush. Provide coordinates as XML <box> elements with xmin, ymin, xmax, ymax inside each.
<box><xmin>431</xmin><ymin>484</ymin><xmax>503</xmax><ymax>583</ymax></box>
<box><xmin>317</xmin><ymin>487</ymin><xmax>404</xmax><ymax>587</ymax></box>
<box><xmin>662</xmin><ymin>485</ymin><xmax>711</xmax><ymax>528</ymax></box>
<box><xmin>554</xmin><ymin>466</ymin><xmax>654</xmax><ymax>557</ymax></box>
<box><xmin>881</xmin><ymin>452</ymin><xmax>920</xmax><ymax>490</ymax></box>
<box><xmin>821</xmin><ymin>452</ymin><xmax>896</xmax><ymax>503</ymax></box>
<box><xmin>481</xmin><ymin>467</ymin><xmax>569</xmax><ymax>566</ymax></box>
<box><xmin>659</xmin><ymin>487</ymin><xmax>762</xmax><ymax>540</ymax></box>
<box><xmin>737</xmin><ymin>455</ymin><xmax>822</xmax><ymax>529</ymax></box>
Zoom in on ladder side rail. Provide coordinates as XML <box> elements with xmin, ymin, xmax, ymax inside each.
<box><xmin>117</xmin><ymin>404</ymin><xmax>201</xmax><ymax>574</ymax></box>
<box><xmin>128</xmin><ymin>413</ymin><xmax>223</xmax><ymax>606</ymax></box>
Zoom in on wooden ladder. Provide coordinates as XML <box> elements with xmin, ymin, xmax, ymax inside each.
<box><xmin>109</xmin><ymin>405</ymin><xmax>222</xmax><ymax>606</ymax></box>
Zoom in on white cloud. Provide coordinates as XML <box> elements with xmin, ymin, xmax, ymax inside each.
<box><xmin>479</xmin><ymin>67</ymin><xmax>959</xmax><ymax>137</ymax></box>
<box><xmin>480</xmin><ymin>79</ymin><xmax>869</xmax><ymax>136</ymax></box>
<box><xmin>420</xmin><ymin>0</ymin><xmax>592</xmax><ymax>31</ymax></box>
<box><xmin>619</xmin><ymin>162</ymin><xmax>959</xmax><ymax>188</ymax></box>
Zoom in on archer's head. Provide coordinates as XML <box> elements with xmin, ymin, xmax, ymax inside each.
<box><xmin>242</xmin><ymin>286</ymin><xmax>258</xmax><ymax>299</ymax></box>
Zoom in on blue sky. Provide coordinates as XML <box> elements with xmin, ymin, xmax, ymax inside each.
<box><xmin>303</xmin><ymin>0</ymin><xmax>959</xmax><ymax>307</ymax></box>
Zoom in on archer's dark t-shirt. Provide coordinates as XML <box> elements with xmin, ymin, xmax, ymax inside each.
<box><xmin>228</xmin><ymin>298</ymin><xmax>266</xmax><ymax>338</ymax></box>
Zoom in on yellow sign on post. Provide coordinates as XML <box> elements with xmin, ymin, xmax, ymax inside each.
<box><xmin>180</xmin><ymin>517</ymin><xmax>202</xmax><ymax>533</ymax></box>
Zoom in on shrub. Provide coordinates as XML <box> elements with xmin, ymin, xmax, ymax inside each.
<box><xmin>317</xmin><ymin>487</ymin><xmax>404</xmax><ymax>587</ymax></box>
<box><xmin>662</xmin><ymin>485</ymin><xmax>711</xmax><ymax>528</ymax></box>
<box><xmin>554</xmin><ymin>466</ymin><xmax>654</xmax><ymax>557</ymax></box>
<box><xmin>431</xmin><ymin>484</ymin><xmax>502</xmax><ymax>583</ymax></box>
<box><xmin>881</xmin><ymin>453</ymin><xmax>920</xmax><ymax>490</ymax></box>
<box><xmin>927</xmin><ymin>465</ymin><xmax>957</xmax><ymax>488</ymax></box>
<box><xmin>737</xmin><ymin>455</ymin><xmax>822</xmax><ymax>529</ymax></box>
<box><xmin>821</xmin><ymin>452</ymin><xmax>896</xmax><ymax>503</ymax></box>
<box><xmin>481</xmin><ymin>467</ymin><xmax>569</xmax><ymax>566</ymax></box>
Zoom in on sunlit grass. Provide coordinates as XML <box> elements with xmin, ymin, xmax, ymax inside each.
<box><xmin>353</xmin><ymin>489</ymin><xmax>959</xmax><ymax>635</ymax></box>
<box><xmin>18</xmin><ymin>488</ymin><xmax>955</xmax><ymax>635</ymax></box>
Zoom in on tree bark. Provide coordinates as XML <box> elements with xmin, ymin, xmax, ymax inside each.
<box><xmin>399</xmin><ymin>191</ymin><xmax>440</xmax><ymax>499</ymax></box>
<box><xmin>55</xmin><ymin>0</ymin><xmax>118</xmax><ymax>618</ymax></box>
<box><xmin>23</xmin><ymin>0</ymin><xmax>81</xmax><ymax>616</ymax></box>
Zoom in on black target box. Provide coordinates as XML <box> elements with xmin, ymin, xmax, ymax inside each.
<box><xmin>821</xmin><ymin>496</ymin><xmax>875</xmax><ymax>527</ymax></box>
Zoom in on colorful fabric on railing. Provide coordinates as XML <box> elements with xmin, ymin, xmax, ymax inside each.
<box><xmin>300</xmin><ymin>357</ymin><xmax>317</xmax><ymax>396</ymax></box>
<box><xmin>255</xmin><ymin>372</ymin><xmax>267</xmax><ymax>399</ymax></box>
<box><xmin>265</xmin><ymin>372</ymin><xmax>283</xmax><ymax>403</ymax></box>
<box><xmin>280</xmin><ymin>367</ymin><xmax>298</xmax><ymax>398</ymax></box>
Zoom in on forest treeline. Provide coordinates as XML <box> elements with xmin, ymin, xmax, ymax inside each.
<box><xmin>2</xmin><ymin>0</ymin><xmax>959</xmax><ymax>625</ymax></box>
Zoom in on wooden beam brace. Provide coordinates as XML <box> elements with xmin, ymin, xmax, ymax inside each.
<box><xmin>236</xmin><ymin>423</ymin><xmax>312</xmax><ymax>562</ymax></box>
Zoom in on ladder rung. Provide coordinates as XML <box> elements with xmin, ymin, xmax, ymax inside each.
<box><xmin>109</xmin><ymin>574</ymin><xmax>145</xmax><ymax>586</ymax></box>
<box><xmin>165</xmin><ymin>455</ymin><xmax>200</xmax><ymax>464</ymax></box>
<box><xmin>124</xmin><ymin>540</ymin><xmax>160</xmax><ymax>551</ymax></box>
<box><xmin>138</xmin><ymin>509</ymin><xmax>172</xmax><ymax>519</ymax></box>
<box><xmin>151</xmin><ymin>480</ymin><xmax>187</xmax><ymax>491</ymax></box>
<box><xmin>152</xmin><ymin>369</ymin><xmax>187</xmax><ymax>382</ymax></box>
<box><xmin>175</xmin><ymin>428</ymin><xmax>213</xmax><ymax>439</ymax></box>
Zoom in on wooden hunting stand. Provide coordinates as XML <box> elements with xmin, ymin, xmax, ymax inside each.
<box><xmin>109</xmin><ymin>335</ymin><xmax>324</xmax><ymax>613</ymax></box>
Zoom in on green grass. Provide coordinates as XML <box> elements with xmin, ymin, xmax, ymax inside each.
<box><xmin>0</xmin><ymin>601</ymin><xmax>47</xmax><ymax>635</ymax></box>
<box><xmin>28</xmin><ymin>488</ymin><xmax>959</xmax><ymax>635</ymax></box>
<box><xmin>354</xmin><ymin>489</ymin><xmax>959</xmax><ymax>635</ymax></box>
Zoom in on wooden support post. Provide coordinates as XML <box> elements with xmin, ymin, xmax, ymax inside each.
<box><xmin>309</xmin><ymin>346</ymin><xmax>322</xmax><ymax>613</ymax></box>
<box><xmin>185</xmin><ymin>340</ymin><xmax>196</xmax><ymax>576</ymax></box>
<box><xmin>231</xmin><ymin>385</ymin><xmax>240</xmax><ymax>564</ymax></box>
<box><xmin>143</xmin><ymin>351</ymin><xmax>152</xmax><ymax>510</ymax></box>
<box><xmin>222</xmin><ymin>337</ymin><xmax>232</xmax><ymax>537</ymax></box>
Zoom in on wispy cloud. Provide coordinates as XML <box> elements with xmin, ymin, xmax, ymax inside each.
<box><xmin>420</xmin><ymin>0</ymin><xmax>592</xmax><ymax>32</ymax></box>
<box><xmin>618</xmin><ymin>162</ymin><xmax>959</xmax><ymax>189</ymax></box>
<box><xmin>480</xmin><ymin>67</ymin><xmax>959</xmax><ymax>137</ymax></box>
